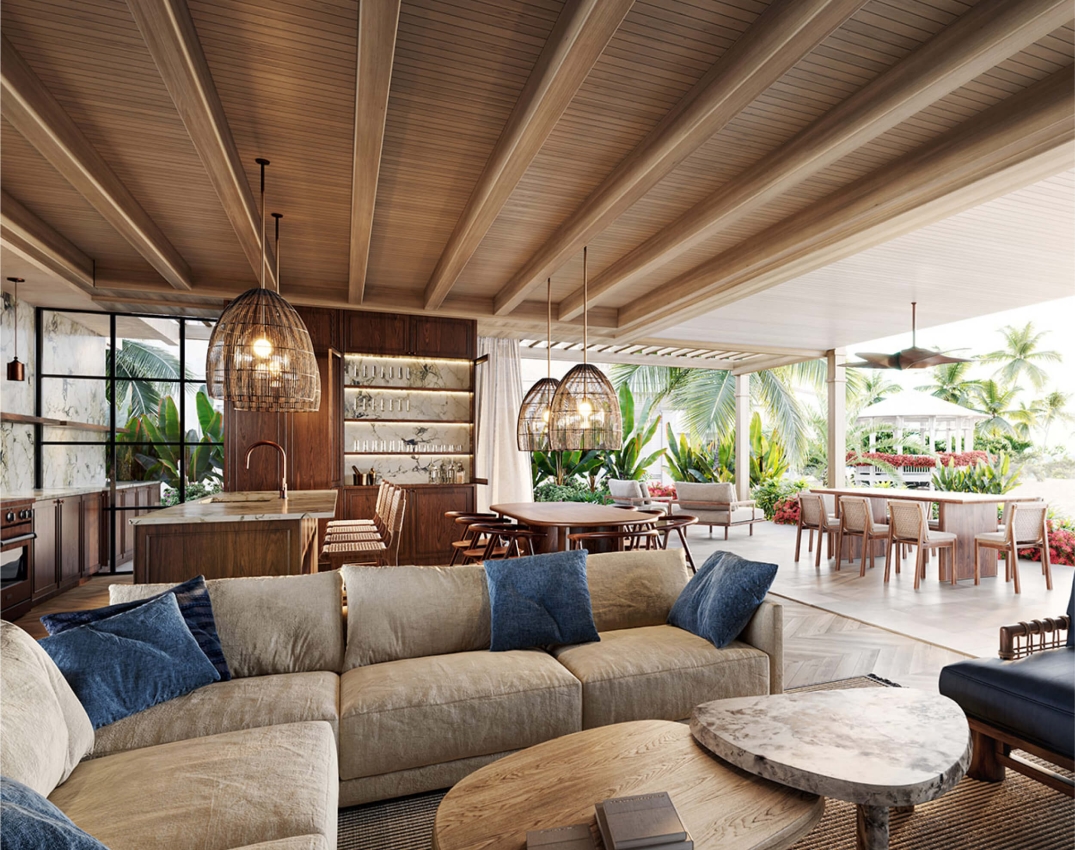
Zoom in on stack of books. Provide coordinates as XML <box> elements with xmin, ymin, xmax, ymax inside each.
<box><xmin>526</xmin><ymin>792</ymin><xmax>692</xmax><ymax>850</ymax></box>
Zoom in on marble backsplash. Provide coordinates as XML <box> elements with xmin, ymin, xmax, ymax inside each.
<box><xmin>344</xmin><ymin>454</ymin><xmax>472</xmax><ymax>486</ymax></box>
<box><xmin>1</xmin><ymin>296</ymin><xmax>108</xmax><ymax>493</ymax></box>
<box><xmin>344</xmin><ymin>387</ymin><xmax>471</xmax><ymax>421</ymax></box>
<box><xmin>344</xmin><ymin>421</ymin><xmax>472</xmax><ymax>454</ymax></box>
<box><xmin>343</xmin><ymin>355</ymin><xmax>470</xmax><ymax>390</ymax></box>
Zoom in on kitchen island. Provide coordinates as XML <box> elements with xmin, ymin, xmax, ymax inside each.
<box><xmin>129</xmin><ymin>490</ymin><xmax>338</xmax><ymax>584</ymax></box>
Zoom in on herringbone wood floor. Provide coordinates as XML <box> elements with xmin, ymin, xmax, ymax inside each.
<box><xmin>15</xmin><ymin>574</ymin><xmax>967</xmax><ymax>691</ymax></box>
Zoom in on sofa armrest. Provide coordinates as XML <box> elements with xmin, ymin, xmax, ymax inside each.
<box><xmin>998</xmin><ymin>615</ymin><xmax>1070</xmax><ymax>660</ymax></box>
<box><xmin>732</xmin><ymin>498</ymin><xmax>758</xmax><ymax>508</ymax></box>
<box><xmin>739</xmin><ymin>599</ymin><xmax>783</xmax><ymax>694</ymax></box>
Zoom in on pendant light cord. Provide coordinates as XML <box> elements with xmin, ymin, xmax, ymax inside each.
<box><xmin>256</xmin><ymin>158</ymin><xmax>270</xmax><ymax>290</ymax></box>
<box><xmin>582</xmin><ymin>246</ymin><xmax>588</xmax><ymax>364</ymax></box>
<box><xmin>546</xmin><ymin>277</ymin><xmax>552</xmax><ymax>379</ymax></box>
<box><xmin>911</xmin><ymin>301</ymin><xmax>917</xmax><ymax>348</ymax></box>
<box><xmin>12</xmin><ymin>279</ymin><xmax>17</xmax><ymax>358</ymax></box>
<box><xmin>272</xmin><ymin>213</ymin><xmax>283</xmax><ymax>294</ymax></box>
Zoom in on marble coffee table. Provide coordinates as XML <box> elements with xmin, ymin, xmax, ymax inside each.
<box><xmin>691</xmin><ymin>689</ymin><xmax>971</xmax><ymax>850</ymax></box>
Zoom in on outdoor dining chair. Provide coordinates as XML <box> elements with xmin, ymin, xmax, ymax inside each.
<box><xmin>796</xmin><ymin>493</ymin><xmax>838</xmax><ymax>567</ymax></box>
<box><xmin>886</xmin><ymin>499</ymin><xmax>957</xmax><ymax>589</ymax></box>
<box><xmin>834</xmin><ymin>496</ymin><xmax>889</xmax><ymax>576</ymax></box>
<box><xmin>974</xmin><ymin>502</ymin><xmax>1053</xmax><ymax>593</ymax></box>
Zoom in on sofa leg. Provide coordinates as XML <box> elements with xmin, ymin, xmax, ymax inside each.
<box><xmin>968</xmin><ymin>729</ymin><xmax>1006</xmax><ymax>783</ymax></box>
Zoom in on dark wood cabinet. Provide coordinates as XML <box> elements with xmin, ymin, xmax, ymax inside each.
<box><xmin>343</xmin><ymin>310</ymin><xmax>475</xmax><ymax>359</ymax></box>
<box><xmin>32</xmin><ymin>500</ymin><xmax>57</xmax><ymax>601</ymax></box>
<box><xmin>116</xmin><ymin>488</ymin><xmax>136</xmax><ymax>565</ymax></box>
<box><xmin>82</xmin><ymin>493</ymin><xmax>102</xmax><ymax>576</ymax></box>
<box><xmin>58</xmin><ymin>498</ymin><xmax>81</xmax><ymax>587</ymax></box>
<box><xmin>290</xmin><ymin>353</ymin><xmax>342</xmax><ymax>491</ymax></box>
<box><xmin>294</xmin><ymin>305</ymin><xmax>340</xmax><ymax>354</ymax></box>
<box><xmin>345</xmin><ymin>311</ymin><xmax>409</xmax><ymax>355</ymax></box>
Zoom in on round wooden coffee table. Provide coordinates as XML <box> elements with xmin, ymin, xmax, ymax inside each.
<box><xmin>433</xmin><ymin>720</ymin><xmax>824</xmax><ymax>850</ymax></box>
<box><xmin>691</xmin><ymin>689</ymin><xmax>971</xmax><ymax>850</ymax></box>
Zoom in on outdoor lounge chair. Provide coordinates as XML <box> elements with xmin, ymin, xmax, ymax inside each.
<box><xmin>671</xmin><ymin>482</ymin><xmax>761</xmax><ymax>539</ymax></box>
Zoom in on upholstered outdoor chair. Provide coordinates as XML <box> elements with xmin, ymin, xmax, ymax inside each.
<box><xmin>974</xmin><ymin>502</ymin><xmax>1053</xmax><ymax>594</ymax></box>
<box><xmin>835</xmin><ymin>496</ymin><xmax>889</xmax><ymax>577</ymax></box>
<box><xmin>608</xmin><ymin>479</ymin><xmax>657</xmax><ymax>510</ymax></box>
<box><xmin>886</xmin><ymin>499</ymin><xmax>957</xmax><ymax>589</ymax></box>
<box><xmin>795</xmin><ymin>493</ymin><xmax>839</xmax><ymax>567</ymax></box>
<box><xmin>672</xmin><ymin>482</ymin><xmax>760</xmax><ymax>539</ymax></box>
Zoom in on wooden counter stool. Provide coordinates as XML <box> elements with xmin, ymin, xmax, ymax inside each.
<box><xmin>650</xmin><ymin>514</ymin><xmax>698</xmax><ymax>572</ymax></box>
<box><xmin>323</xmin><ymin>489</ymin><xmax>407</xmax><ymax>569</ymax></box>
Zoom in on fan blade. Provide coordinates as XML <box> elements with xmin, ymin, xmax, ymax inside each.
<box><xmin>848</xmin><ymin>352</ymin><xmax>901</xmax><ymax>369</ymax></box>
<box><xmin>898</xmin><ymin>347</ymin><xmax>972</xmax><ymax>369</ymax></box>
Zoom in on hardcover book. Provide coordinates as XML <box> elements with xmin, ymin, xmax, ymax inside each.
<box><xmin>526</xmin><ymin>822</ymin><xmax>598</xmax><ymax>850</ymax></box>
<box><xmin>594</xmin><ymin>803</ymin><xmax>693</xmax><ymax>850</ymax></box>
<box><xmin>600</xmin><ymin>793</ymin><xmax>688</xmax><ymax>849</ymax></box>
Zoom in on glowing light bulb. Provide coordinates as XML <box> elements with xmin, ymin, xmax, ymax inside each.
<box><xmin>252</xmin><ymin>337</ymin><xmax>273</xmax><ymax>358</ymax></box>
<box><xmin>577</xmin><ymin>399</ymin><xmax>593</xmax><ymax>418</ymax></box>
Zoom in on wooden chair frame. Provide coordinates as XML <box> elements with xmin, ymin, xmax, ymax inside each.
<box><xmin>794</xmin><ymin>493</ymin><xmax>835</xmax><ymax>568</ymax></box>
<box><xmin>651</xmin><ymin>514</ymin><xmax>698</xmax><ymax>572</ymax></box>
<box><xmin>833</xmin><ymin>496</ymin><xmax>888</xmax><ymax>577</ymax></box>
<box><xmin>567</xmin><ymin>527</ymin><xmax>662</xmax><ymax>552</ymax></box>
<box><xmin>885</xmin><ymin>500</ymin><xmax>956</xmax><ymax>589</ymax></box>
<box><xmin>323</xmin><ymin>488</ymin><xmax>407</xmax><ymax>569</ymax></box>
<box><xmin>973</xmin><ymin>503</ymin><xmax>1053</xmax><ymax>593</ymax></box>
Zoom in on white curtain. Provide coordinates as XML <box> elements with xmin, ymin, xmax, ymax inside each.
<box><xmin>475</xmin><ymin>337</ymin><xmax>533</xmax><ymax>511</ymax></box>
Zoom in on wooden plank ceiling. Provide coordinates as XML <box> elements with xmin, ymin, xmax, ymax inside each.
<box><xmin>1</xmin><ymin>0</ymin><xmax>1072</xmax><ymax>355</ymax></box>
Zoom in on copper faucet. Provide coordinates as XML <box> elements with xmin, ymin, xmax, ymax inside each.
<box><xmin>245</xmin><ymin>440</ymin><xmax>288</xmax><ymax>500</ymax></box>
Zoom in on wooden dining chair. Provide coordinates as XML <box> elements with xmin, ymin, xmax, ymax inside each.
<box><xmin>445</xmin><ymin>512</ymin><xmax>501</xmax><ymax>564</ymax></box>
<box><xmin>567</xmin><ymin>527</ymin><xmax>662</xmax><ymax>552</ymax></box>
<box><xmin>460</xmin><ymin>523</ymin><xmax>543</xmax><ymax>561</ymax></box>
<box><xmin>834</xmin><ymin>496</ymin><xmax>889</xmax><ymax>577</ymax></box>
<box><xmin>886</xmin><ymin>499</ymin><xmax>957</xmax><ymax>589</ymax></box>
<box><xmin>974</xmin><ymin>502</ymin><xmax>1052</xmax><ymax>593</ymax></box>
<box><xmin>650</xmin><ymin>514</ymin><xmax>699</xmax><ymax>572</ymax></box>
<box><xmin>795</xmin><ymin>493</ymin><xmax>838</xmax><ymax>567</ymax></box>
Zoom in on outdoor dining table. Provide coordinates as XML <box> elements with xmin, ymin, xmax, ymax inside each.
<box><xmin>489</xmin><ymin>501</ymin><xmax>658</xmax><ymax>552</ymax></box>
<box><xmin>810</xmin><ymin>487</ymin><xmax>1041</xmax><ymax>582</ymax></box>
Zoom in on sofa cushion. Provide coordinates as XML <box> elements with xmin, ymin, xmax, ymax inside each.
<box><xmin>342</xmin><ymin>564</ymin><xmax>489</xmax><ymax>669</ymax></box>
<box><xmin>585</xmin><ymin>549</ymin><xmax>689</xmax><ymax>632</ymax></box>
<box><xmin>485</xmin><ymin>550</ymin><xmax>599</xmax><ymax>651</ymax></box>
<box><xmin>668</xmin><ymin>551</ymin><xmax>778</xmax><ymax>649</ymax></box>
<box><xmin>553</xmin><ymin>624</ymin><xmax>769</xmax><ymax>728</ymax></box>
<box><xmin>939</xmin><ymin>648</ymin><xmax>1075</xmax><ymax>760</ymax></box>
<box><xmin>232</xmin><ymin>839</ymin><xmax>331</xmax><ymax>850</ymax></box>
<box><xmin>675</xmin><ymin>482</ymin><xmax>735</xmax><ymax>509</ymax></box>
<box><xmin>338</xmin><ymin>649</ymin><xmax>580</xmax><ymax>780</ymax></box>
<box><xmin>92</xmin><ymin>671</ymin><xmax>339</xmax><ymax>758</ymax></box>
<box><xmin>48</xmin><ymin>721</ymin><xmax>338</xmax><ymax>850</ymax></box>
<box><xmin>112</xmin><ymin>572</ymin><xmax>344</xmax><ymax>678</ymax></box>
<box><xmin>43</xmin><ymin>575</ymin><xmax>231</xmax><ymax>681</ymax></box>
<box><xmin>676</xmin><ymin>507</ymin><xmax>756</xmax><ymax>524</ymax></box>
<box><xmin>1</xmin><ymin>776</ymin><xmax>108</xmax><ymax>850</ymax></box>
<box><xmin>0</xmin><ymin>622</ymin><xmax>94</xmax><ymax>797</ymax></box>
<box><xmin>40</xmin><ymin>593</ymin><xmax>221</xmax><ymax>729</ymax></box>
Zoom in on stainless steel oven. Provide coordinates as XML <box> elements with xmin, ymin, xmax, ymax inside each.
<box><xmin>1</xmin><ymin>499</ymin><xmax>35</xmax><ymax>619</ymax></box>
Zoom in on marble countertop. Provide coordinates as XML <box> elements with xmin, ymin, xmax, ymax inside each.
<box><xmin>129</xmin><ymin>490</ymin><xmax>338</xmax><ymax>525</ymax></box>
<box><xmin>4</xmin><ymin>481</ymin><xmax>160</xmax><ymax>503</ymax></box>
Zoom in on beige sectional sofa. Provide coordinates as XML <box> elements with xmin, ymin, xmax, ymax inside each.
<box><xmin>1</xmin><ymin>548</ymin><xmax>782</xmax><ymax>847</ymax></box>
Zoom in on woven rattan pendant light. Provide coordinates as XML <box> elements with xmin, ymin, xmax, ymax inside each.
<box><xmin>206</xmin><ymin>159</ymin><xmax>320</xmax><ymax>412</ymax></box>
<box><xmin>517</xmin><ymin>277</ymin><xmax>560</xmax><ymax>451</ymax></box>
<box><xmin>548</xmin><ymin>248</ymin><xmax>622</xmax><ymax>451</ymax></box>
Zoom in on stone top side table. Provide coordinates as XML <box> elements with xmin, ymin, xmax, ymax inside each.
<box><xmin>690</xmin><ymin>688</ymin><xmax>972</xmax><ymax>850</ymax></box>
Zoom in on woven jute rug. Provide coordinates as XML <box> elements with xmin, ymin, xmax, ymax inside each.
<box><xmin>338</xmin><ymin>675</ymin><xmax>1074</xmax><ymax>850</ymax></box>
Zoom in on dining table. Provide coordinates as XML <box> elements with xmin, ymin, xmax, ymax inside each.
<box><xmin>489</xmin><ymin>501</ymin><xmax>658</xmax><ymax>552</ymax></box>
<box><xmin>809</xmin><ymin>487</ymin><xmax>1041</xmax><ymax>582</ymax></box>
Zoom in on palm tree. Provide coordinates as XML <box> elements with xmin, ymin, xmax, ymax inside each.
<box><xmin>916</xmin><ymin>361</ymin><xmax>982</xmax><ymax>407</ymax></box>
<box><xmin>1039</xmin><ymin>390</ymin><xmax>1073</xmax><ymax>447</ymax></box>
<box><xmin>849</xmin><ymin>371</ymin><xmax>900</xmax><ymax>413</ymax></box>
<box><xmin>1009</xmin><ymin>400</ymin><xmax>1043</xmax><ymax>442</ymax></box>
<box><xmin>972</xmin><ymin>379</ymin><xmax>1020</xmax><ymax>440</ymax></box>
<box><xmin>610</xmin><ymin>361</ymin><xmax>822</xmax><ymax>464</ymax></box>
<box><xmin>107</xmin><ymin>341</ymin><xmax>196</xmax><ymax>418</ymax></box>
<box><xmin>982</xmin><ymin>322</ymin><xmax>1062</xmax><ymax>390</ymax></box>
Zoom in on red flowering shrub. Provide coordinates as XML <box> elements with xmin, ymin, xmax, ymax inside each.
<box><xmin>772</xmin><ymin>496</ymin><xmax>800</xmax><ymax>525</ymax></box>
<box><xmin>647</xmin><ymin>482</ymin><xmax>676</xmax><ymax>498</ymax></box>
<box><xmin>845</xmin><ymin>451</ymin><xmax>990</xmax><ymax>469</ymax></box>
<box><xmin>1019</xmin><ymin>519</ymin><xmax>1075</xmax><ymax>567</ymax></box>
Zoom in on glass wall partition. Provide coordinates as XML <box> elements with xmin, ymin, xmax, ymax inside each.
<box><xmin>35</xmin><ymin>309</ymin><xmax>223</xmax><ymax>571</ymax></box>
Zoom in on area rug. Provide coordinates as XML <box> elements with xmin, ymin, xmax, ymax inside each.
<box><xmin>337</xmin><ymin>675</ymin><xmax>1074</xmax><ymax>850</ymax></box>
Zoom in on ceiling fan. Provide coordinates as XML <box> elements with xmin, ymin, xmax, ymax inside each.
<box><xmin>848</xmin><ymin>302</ymin><xmax>972</xmax><ymax>370</ymax></box>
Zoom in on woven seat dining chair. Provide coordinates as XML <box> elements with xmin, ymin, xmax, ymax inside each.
<box><xmin>795</xmin><ymin>493</ymin><xmax>839</xmax><ymax>567</ymax></box>
<box><xmin>323</xmin><ymin>487</ymin><xmax>407</xmax><ymax>569</ymax></box>
<box><xmin>974</xmin><ymin>502</ymin><xmax>1053</xmax><ymax>593</ymax></box>
<box><xmin>326</xmin><ymin>480</ymin><xmax>393</xmax><ymax>532</ymax></box>
<box><xmin>834</xmin><ymin>496</ymin><xmax>889</xmax><ymax>577</ymax></box>
<box><xmin>886</xmin><ymin>499</ymin><xmax>957</xmax><ymax>589</ymax></box>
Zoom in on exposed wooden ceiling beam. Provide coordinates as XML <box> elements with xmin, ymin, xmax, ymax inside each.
<box><xmin>616</xmin><ymin>69</ymin><xmax>1075</xmax><ymax>337</ymax></box>
<box><xmin>0</xmin><ymin>190</ymin><xmax>95</xmax><ymax>291</ymax></box>
<box><xmin>557</xmin><ymin>0</ymin><xmax>1074</xmax><ymax>321</ymax></box>
<box><xmin>126</xmin><ymin>0</ymin><xmax>275</xmax><ymax>288</ymax></box>
<box><xmin>0</xmin><ymin>34</ymin><xmax>192</xmax><ymax>290</ymax></box>
<box><xmin>348</xmin><ymin>0</ymin><xmax>401</xmax><ymax>303</ymax></box>
<box><xmin>490</xmin><ymin>0</ymin><xmax>866</xmax><ymax>316</ymax></box>
<box><xmin>422</xmin><ymin>0</ymin><xmax>634</xmax><ymax>310</ymax></box>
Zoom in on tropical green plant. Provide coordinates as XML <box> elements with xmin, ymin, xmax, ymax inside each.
<box><xmin>752</xmin><ymin>478</ymin><xmax>807</xmax><ymax>520</ymax></box>
<box><xmin>982</xmin><ymin>322</ymin><xmax>1062</xmax><ymax>390</ymax></box>
<box><xmin>107</xmin><ymin>341</ymin><xmax>195</xmax><ymax>418</ymax></box>
<box><xmin>663</xmin><ymin>426</ymin><xmax>727</xmax><ymax>483</ymax></box>
<box><xmin>931</xmin><ymin>452</ymin><xmax>1021</xmax><ymax>494</ymax></box>
<box><xmin>602</xmin><ymin>385</ymin><xmax>665</xmax><ymax>481</ymax></box>
<box><xmin>530</xmin><ymin>449</ymin><xmax>604</xmax><ymax>488</ymax></box>
<box><xmin>533</xmin><ymin>482</ymin><xmax>611</xmax><ymax>504</ymax></box>
<box><xmin>1039</xmin><ymin>390</ymin><xmax>1073</xmax><ymax>448</ymax></box>
<box><xmin>972</xmin><ymin>379</ymin><xmax>1020</xmax><ymax>440</ymax></box>
<box><xmin>748</xmin><ymin>412</ymin><xmax>788</xmax><ymax>485</ymax></box>
<box><xmin>915</xmin><ymin>361</ymin><xmax>983</xmax><ymax>407</ymax></box>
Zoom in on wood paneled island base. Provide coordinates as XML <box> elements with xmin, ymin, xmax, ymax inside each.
<box><xmin>131</xmin><ymin>491</ymin><xmax>337</xmax><ymax>584</ymax></box>
<box><xmin>433</xmin><ymin>720</ymin><xmax>823</xmax><ymax>850</ymax></box>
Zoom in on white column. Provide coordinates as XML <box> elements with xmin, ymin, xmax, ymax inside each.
<box><xmin>826</xmin><ymin>349</ymin><xmax>847</xmax><ymax>488</ymax></box>
<box><xmin>735</xmin><ymin>373</ymin><xmax>750</xmax><ymax>501</ymax></box>
<box><xmin>894</xmin><ymin>415</ymin><xmax>904</xmax><ymax>455</ymax></box>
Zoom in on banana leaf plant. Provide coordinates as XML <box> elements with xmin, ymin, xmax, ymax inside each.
<box><xmin>530</xmin><ymin>449</ymin><xmax>604</xmax><ymax>488</ymax></box>
<box><xmin>664</xmin><ymin>426</ymin><xmax>728</xmax><ymax>483</ymax></box>
<box><xmin>748</xmin><ymin>412</ymin><xmax>789</xmax><ymax>485</ymax></box>
<box><xmin>602</xmin><ymin>385</ymin><xmax>665</xmax><ymax>481</ymax></box>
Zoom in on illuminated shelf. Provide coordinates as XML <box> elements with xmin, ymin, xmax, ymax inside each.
<box><xmin>343</xmin><ymin>385</ymin><xmax>472</xmax><ymax>394</ymax></box>
<box><xmin>344</xmin><ymin>419</ymin><xmax>471</xmax><ymax>424</ymax></box>
<box><xmin>344</xmin><ymin>451</ymin><xmax>473</xmax><ymax>457</ymax></box>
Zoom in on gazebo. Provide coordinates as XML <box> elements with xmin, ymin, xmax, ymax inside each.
<box><xmin>857</xmin><ymin>390</ymin><xmax>988</xmax><ymax>454</ymax></box>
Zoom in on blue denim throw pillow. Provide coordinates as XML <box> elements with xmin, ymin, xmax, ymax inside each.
<box><xmin>40</xmin><ymin>592</ymin><xmax>221</xmax><ymax>729</ymax></box>
<box><xmin>484</xmin><ymin>550</ymin><xmax>600</xmax><ymax>652</ymax></box>
<box><xmin>0</xmin><ymin>776</ymin><xmax>108</xmax><ymax>850</ymax></box>
<box><xmin>668</xmin><ymin>551</ymin><xmax>777</xmax><ymax>649</ymax></box>
<box><xmin>40</xmin><ymin>575</ymin><xmax>230</xmax><ymax>681</ymax></box>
